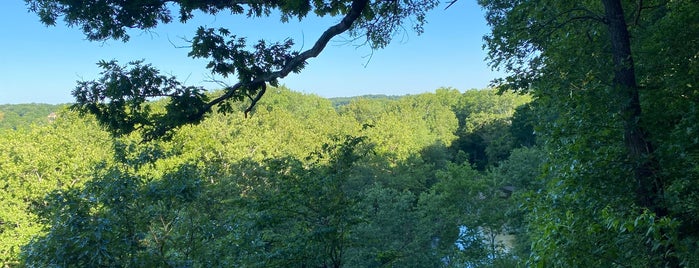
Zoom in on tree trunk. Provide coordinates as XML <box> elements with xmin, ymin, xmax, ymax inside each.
<box><xmin>600</xmin><ymin>0</ymin><xmax>677</xmax><ymax>266</ymax></box>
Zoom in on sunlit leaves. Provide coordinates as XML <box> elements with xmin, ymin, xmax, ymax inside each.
<box><xmin>6</xmin><ymin>88</ymin><xmax>539</xmax><ymax>267</ymax></box>
<box><xmin>0</xmin><ymin>110</ymin><xmax>113</xmax><ymax>266</ymax></box>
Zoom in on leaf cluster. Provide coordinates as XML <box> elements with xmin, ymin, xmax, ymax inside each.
<box><xmin>72</xmin><ymin>60</ymin><xmax>209</xmax><ymax>140</ymax></box>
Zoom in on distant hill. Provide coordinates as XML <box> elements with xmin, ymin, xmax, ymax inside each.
<box><xmin>329</xmin><ymin>94</ymin><xmax>403</xmax><ymax>108</ymax></box>
<box><xmin>0</xmin><ymin>95</ymin><xmax>403</xmax><ymax>130</ymax></box>
<box><xmin>0</xmin><ymin>104</ymin><xmax>66</xmax><ymax>130</ymax></box>
<box><xmin>0</xmin><ymin>94</ymin><xmax>407</xmax><ymax>130</ymax></box>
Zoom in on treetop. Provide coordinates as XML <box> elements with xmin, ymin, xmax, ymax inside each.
<box><xmin>26</xmin><ymin>0</ymin><xmax>438</xmax><ymax>140</ymax></box>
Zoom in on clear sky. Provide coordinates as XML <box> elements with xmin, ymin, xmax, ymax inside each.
<box><xmin>0</xmin><ymin>1</ymin><xmax>499</xmax><ymax>104</ymax></box>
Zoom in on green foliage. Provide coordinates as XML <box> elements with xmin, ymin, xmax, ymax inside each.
<box><xmin>0</xmin><ymin>104</ymin><xmax>64</xmax><ymax>130</ymax></box>
<box><xmin>0</xmin><ymin>111</ymin><xmax>113</xmax><ymax>266</ymax></box>
<box><xmin>72</xmin><ymin>60</ymin><xmax>209</xmax><ymax>140</ymax></box>
<box><xmin>2</xmin><ymin>87</ymin><xmax>536</xmax><ymax>267</ymax></box>
<box><xmin>509</xmin><ymin>103</ymin><xmax>537</xmax><ymax>148</ymax></box>
<box><xmin>480</xmin><ymin>0</ymin><xmax>699</xmax><ymax>266</ymax></box>
<box><xmin>27</xmin><ymin>0</ymin><xmax>438</xmax><ymax>140</ymax></box>
<box><xmin>329</xmin><ymin>94</ymin><xmax>402</xmax><ymax>108</ymax></box>
<box><xmin>11</xmin><ymin>0</ymin><xmax>697</xmax><ymax>266</ymax></box>
<box><xmin>228</xmin><ymin>136</ymin><xmax>370</xmax><ymax>267</ymax></box>
<box><xmin>348</xmin><ymin>185</ymin><xmax>425</xmax><ymax>267</ymax></box>
<box><xmin>451</xmin><ymin>89</ymin><xmax>532</xmax><ymax>169</ymax></box>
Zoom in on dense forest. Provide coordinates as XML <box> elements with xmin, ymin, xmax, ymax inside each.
<box><xmin>5</xmin><ymin>0</ymin><xmax>698</xmax><ymax>267</ymax></box>
<box><xmin>1</xmin><ymin>87</ymin><xmax>537</xmax><ymax>267</ymax></box>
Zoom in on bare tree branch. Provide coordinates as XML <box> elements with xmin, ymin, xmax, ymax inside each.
<box><xmin>244</xmin><ymin>83</ymin><xmax>266</xmax><ymax>118</ymax></box>
<box><xmin>444</xmin><ymin>0</ymin><xmax>458</xmax><ymax>10</ymax></box>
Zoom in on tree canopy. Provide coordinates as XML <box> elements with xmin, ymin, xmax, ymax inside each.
<box><xmin>0</xmin><ymin>104</ymin><xmax>63</xmax><ymax>130</ymax></box>
<box><xmin>26</xmin><ymin>0</ymin><xmax>438</xmax><ymax>140</ymax></box>
<box><xmin>9</xmin><ymin>0</ymin><xmax>699</xmax><ymax>267</ymax></box>
<box><xmin>1</xmin><ymin>88</ymin><xmax>534</xmax><ymax>267</ymax></box>
<box><xmin>479</xmin><ymin>0</ymin><xmax>699</xmax><ymax>266</ymax></box>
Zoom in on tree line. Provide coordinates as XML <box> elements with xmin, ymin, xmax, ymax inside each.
<box><xmin>0</xmin><ymin>104</ymin><xmax>65</xmax><ymax>130</ymax></box>
<box><xmin>1</xmin><ymin>87</ymin><xmax>536</xmax><ymax>267</ymax></box>
<box><xmin>8</xmin><ymin>0</ymin><xmax>699</xmax><ymax>266</ymax></box>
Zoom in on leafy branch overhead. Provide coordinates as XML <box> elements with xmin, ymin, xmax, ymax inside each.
<box><xmin>27</xmin><ymin>0</ymin><xmax>439</xmax><ymax>140</ymax></box>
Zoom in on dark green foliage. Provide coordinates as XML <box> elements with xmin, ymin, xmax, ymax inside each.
<box><xmin>509</xmin><ymin>103</ymin><xmax>537</xmax><ymax>148</ymax></box>
<box><xmin>230</xmin><ymin>136</ymin><xmax>370</xmax><ymax>267</ymax></box>
<box><xmin>10</xmin><ymin>0</ymin><xmax>697</xmax><ymax>266</ymax></box>
<box><xmin>450</xmin><ymin>90</ymin><xmax>531</xmax><ymax>169</ymax></box>
<box><xmin>480</xmin><ymin>0</ymin><xmax>699</xmax><ymax>266</ymax></box>
<box><xmin>72</xmin><ymin>60</ymin><xmax>209</xmax><ymax>140</ymax></box>
<box><xmin>187</xmin><ymin>27</ymin><xmax>302</xmax><ymax>82</ymax></box>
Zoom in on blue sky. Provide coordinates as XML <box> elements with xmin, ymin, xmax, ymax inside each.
<box><xmin>0</xmin><ymin>1</ymin><xmax>499</xmax><ymax>104</ymax></box>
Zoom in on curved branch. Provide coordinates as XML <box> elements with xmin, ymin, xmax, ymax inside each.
<box><xmin>70</xmin><ymin>0</ymin><xmax>371</xmax><ymax>141</ymax></box>
<box><xmin>244</xmin><ymin>82</ymin><xmax>266</xmax><ymax>118</ymax></box>
<box><xmin>200</xmin><ymin>0</ymin><xmax>370</xmax><ymax>116</ymax></box>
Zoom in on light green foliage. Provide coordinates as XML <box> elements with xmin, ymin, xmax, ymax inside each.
<box><xmin>12</xmin><ymin>0</ymin><xmax>696</xmax><ymax>266</ymax></box>
<box><xmin>0</xmin><ymin>104</ymin><xmax>64</xmax><ymax>130</ymax></box>
<box><xmin>330</xmin><ymin>94</ymin><xmax>402</xmax><ymax>108</ymax></box>
<box><xmin>340</xmin><ymin>89</ymin><xmax>460</xmax><ymax>161</ymax></box>
<box><xmin>338</xmin><ymin>97</ymin><xmax>395</xmax><ymax>125</ymax></box>
<box><xmin>22</xmin><ymin>160</ymin><xmax>234</xmax><ymax>267</ymax></box>
<box><xmin>171</xmin><ymin>87</ymin><xmax>358</xmax><ymax>163</ymax></box>
<box><xmin>4</xmin><ymin>87</ymin><xmax>536</xmax><ymax>267</ymax></box>
<box><xmin>0</xmin><ymin>111</ymin><xmax>113</xmax><ymax>266</ymax></box>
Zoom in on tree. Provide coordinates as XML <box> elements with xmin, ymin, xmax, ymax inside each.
<box><xmin>480</xmin><ymin>0</ymin><xmax>699</xmax><ymax>266</ymax></box>
<box><xmin>26</xmin><ymin>0</ymin><xmax>438</xmax><ymax>140</ymax></box>
<box><xmin>450</xmin><ymin>89</ymin><xmax>531</xmax><ymax>169</ymax></box>
<box><xmin>0</xmin><ymin>110</ymin><xmax>114</xmax><ymax>266</ymax></box>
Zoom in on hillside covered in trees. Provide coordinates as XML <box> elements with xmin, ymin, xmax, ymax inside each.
<box><xmin>0</xmin><ymin>104</ymin><xmax>65</xmax><ymax>130</ymax></box>
<box><xmin>6</xmin><ymin>0</ymin><xmax>699</xmax><ymax>266</ymax></box>
<box><xmin>1</xmin><ymin>87</ymin><xmax>538</xmax><ymax>267</ymax></box>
